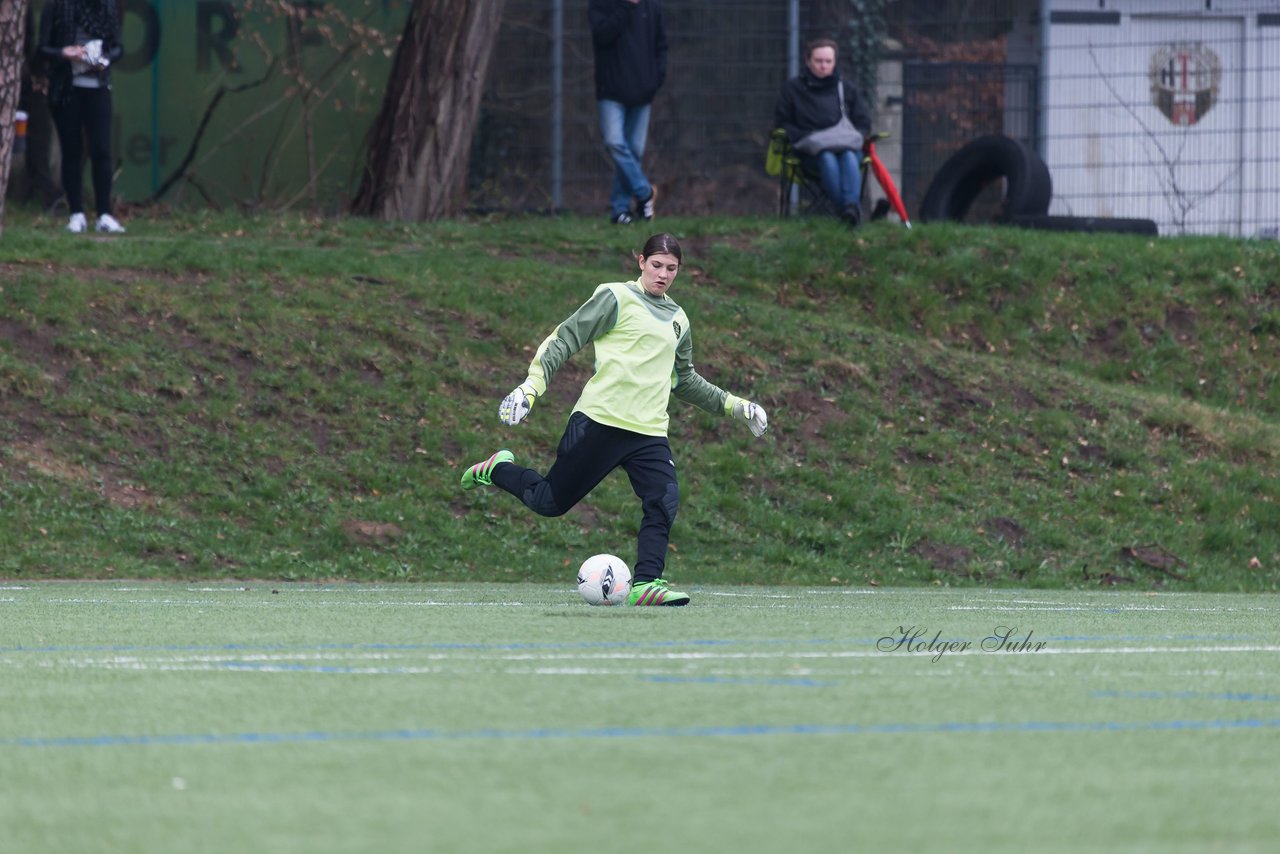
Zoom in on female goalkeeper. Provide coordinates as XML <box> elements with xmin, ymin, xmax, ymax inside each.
<box><xmin>459</xmin><ymin>232</ymin><xmax>769</xmax><ymax>606</ymax></box>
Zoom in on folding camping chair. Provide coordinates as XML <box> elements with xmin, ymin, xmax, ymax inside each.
<box><xmin>765</xmin><ymin>129</ymin><xmax>912</xmax><ymax>227</ymax></box>
<box><xmin>766</xmin><ymin>128</ymin><xmax>835</xmax><ymax>218</ymax></box>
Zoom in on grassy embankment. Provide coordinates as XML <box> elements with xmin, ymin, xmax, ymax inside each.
<box><xmin>1</xmin><ymin>210</ymin><xmax>1277</xmax><ymax>590</ymax></box>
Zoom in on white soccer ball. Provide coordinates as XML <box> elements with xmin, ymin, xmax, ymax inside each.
<box><xmin>577</xmin><ymin>554</ymin><xmax>632</xmax><ymax>606</ymax></box>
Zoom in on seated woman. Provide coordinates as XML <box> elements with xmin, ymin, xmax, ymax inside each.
<box><xmin>774</xmin><ymin>38</ymin><xmax>873</xmax><ymax>226</ymax></box>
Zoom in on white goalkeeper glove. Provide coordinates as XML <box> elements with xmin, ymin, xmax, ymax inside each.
<box><xmin>733</xmin><ymin>400</ymin><xmax>769</xmax><ymax>437</ymax></box>
<box><xmin>498</xmin><ymin>384</ymin><xmax>537</xmax><ymax>426</ymax></box>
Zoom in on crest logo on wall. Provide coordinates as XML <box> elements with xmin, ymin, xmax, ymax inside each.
<box><xmin>1149</xmin><ymin>42</ymin><xmax>1221</xmax><ymax>126</ymax></box>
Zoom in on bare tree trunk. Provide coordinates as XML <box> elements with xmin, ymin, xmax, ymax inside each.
<box><xmin>0</xmin><ymin>0</ymin><xmax>28</xmax><ymax>237</ymax></box>
<box><xmin>351</xmin><ymin>0</ymin><xmax>506</xmax><ymax>221</ymax></box>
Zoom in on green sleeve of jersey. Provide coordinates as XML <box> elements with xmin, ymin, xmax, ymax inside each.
<box><xmin>670</xmin><ymin>328</ymin><xmax>738</xmax><ymax>415</ymax></box>
<box><xmin>523</xmin><ymin>286</ymin><xmax>619</xmax><ymax>397</ymax></box>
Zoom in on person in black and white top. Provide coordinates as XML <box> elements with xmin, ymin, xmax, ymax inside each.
<box><xmin>37</xmin><ymin>0</ymin><xmax>126</xmax><ymax>234</ymax></box>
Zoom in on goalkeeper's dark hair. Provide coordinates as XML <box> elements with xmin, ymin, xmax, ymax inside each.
<box><xmin>640</xmin><ymin>233</ymin><xmax>682</xmax><ymax>265</ymax></box>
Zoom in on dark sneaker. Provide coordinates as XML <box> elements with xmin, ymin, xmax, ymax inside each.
<box><xmin>627</xmin><ymin>578</ymin><xmax>689</xmax><ymax>606</ymax></box>
<box><xmin>610</xmin><ymin>211</ymin><xmax>634</xmax><ymax>225</ymax></box>
<box><xmin>840</xmin><ymin>204</ymin><xmax>862</xmax><ymax>228</ymax></box>
<box><xmin>639</xmin><ymin>188</ymin><xmax>657</xmax><ymax>221</ymax></box>
<box><xmin>460</xmin><ymin>450</ymin><xmax>514</xmax><ymax>490</ymax></box>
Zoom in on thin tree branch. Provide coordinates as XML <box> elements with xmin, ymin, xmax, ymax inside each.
<box><xmin>146</xmin><ymin>62</ymin><xmax>279</xmax><ymax>204</ymax></box>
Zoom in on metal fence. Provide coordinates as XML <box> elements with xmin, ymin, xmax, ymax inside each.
<box><xmin>1039</xmin><ymin>5</ymin><xmax>1280</xmax><ymax>237</ymax></box>
<box><xmin>473</xmin><ymin>0</ymin><xmax>1280</xmax><ymax>238</ymax></box>
<box><xmin>899</xmin><ymin>61</ymin><xmax>1040</xmax><ymax>219</ymax></box>
<box><xmin>472</xmin><ymin>0</ymin><xmax>800</xmax><ymax>217</ymax></box>
<box><xmin>12</xmin><ymin>0</ymin><xmax>1276</xmax><ymax>237</ymax></box>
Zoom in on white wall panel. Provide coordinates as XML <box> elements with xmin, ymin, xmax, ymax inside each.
<box><xmin>1043</xmin><ymin>2</ymin><xmax>1275</xmax><ymax>236</ymax></box>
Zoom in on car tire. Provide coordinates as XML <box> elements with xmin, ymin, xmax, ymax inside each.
<box><xmin>919</xmin><ymin>135</ymin><xmax>1052</xmax><ymax>224</ymax></box>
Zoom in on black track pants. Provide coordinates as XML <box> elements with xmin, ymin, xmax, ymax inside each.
<box><xmin>490</xmin><ymin>412</ymin><xmax>680</xmax><ymax>583</ymax></box>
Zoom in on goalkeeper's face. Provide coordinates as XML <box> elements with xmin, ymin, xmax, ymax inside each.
<box><xmin>638</xmin><ymin>253</ymin><xmax>680</xmax><ymax>298</ymax></box>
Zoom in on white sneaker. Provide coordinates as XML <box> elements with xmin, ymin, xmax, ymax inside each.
<box><xmin>95</xmin><ymin>214</ymin><xmax>126</xmax><ymax>234</ymax></box>
<box><xmin>640</xmin><ymin>188</ymin><xmax>657</xmax><ymax>220</ymax></box>
<box><xmin>66</xmin><ymin>213</ymin><xmax>87</xmax><ymax>233</ymax></box>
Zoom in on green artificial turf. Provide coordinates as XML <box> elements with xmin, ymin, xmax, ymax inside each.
<box><xmin>2</xmin><ymin>582</ymin><xmax>1277</xmax><ymax>853</ymax></box>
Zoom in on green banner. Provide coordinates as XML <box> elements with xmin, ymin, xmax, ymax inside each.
<box><xmin>109</xmin><ymin>0</ymin><xmax>405</xmax><ymax>209</ymax></box>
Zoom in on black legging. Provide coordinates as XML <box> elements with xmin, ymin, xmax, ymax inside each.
<box><xmin>490</xmin><ymin>412</ymin><xmax>681</xmax><ymax>584</ymax></box>
<box><xmin>51</xmin><ymin>85</ymin><xmax>114</xmax><ymax>217</ymax></box>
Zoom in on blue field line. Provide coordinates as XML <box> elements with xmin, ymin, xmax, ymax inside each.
<box><xmin>1093</xmin><ymin>690</ymin><xmax>1280</xmax><ymax>702</ymax></box>
<box><xmin>640</xmin><ymin>675</ymin><xmax>831</xmax><ymax>687</ymax></box>
<box><xmin>0</xmin><ymin>632</ymin><xmax>1264</xmax><ymax>657</ymax></box>
<box><xmin>6</xmin><ymin>718</ymin><xmax>1280</xmax><ymax>749</ymax></box>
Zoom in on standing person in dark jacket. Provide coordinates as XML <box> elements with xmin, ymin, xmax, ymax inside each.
<box><xmin>37</xmin><ymin>0</ymin><xmax>126</xmax><ymax>234</ymax></box>
<box><xmin>775</xmin><ymin>38</ymin><xmax>873</xmax><ymax>226</ymax></box>
<box><xmin>590</xmin><ymin>0</ymin><xmax>666</xmax><ymax>225</ymax></box>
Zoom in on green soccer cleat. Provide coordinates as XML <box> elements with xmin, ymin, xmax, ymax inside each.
<box><xmin>627</xmin><ymin>578</ymin><xmax>690</xmax><ymax>607</ymax></box>
<box><xmin>460</xmin><ymin>450</ymin><xmax>514</xmax><ymax>490</ymax></box>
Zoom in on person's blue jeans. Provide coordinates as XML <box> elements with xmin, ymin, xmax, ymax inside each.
<box><xmin>808</xmin><ymin>149</ymin><xmax>862</xmax><ymax>211</ymax></box>
<box><xmin>598</xmin><ymin>99</ymin><xmax>652</xmax><ymax>217</ymax></box>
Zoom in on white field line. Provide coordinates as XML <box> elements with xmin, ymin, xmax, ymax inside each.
<box><xmin>8</xmin><ymin>643</ymin><xmax>1280</xmax><ymax>675</ymax></box>
<box><xmin>19</xmin><ymin>598</ymin><xmax>945</xmax><ymax>612</ymax></box>
<box><xmin>112</xmin><ymin>587</ymin><xmax>476</xmax><ymax>595</ymax></box>
<box><xmin>703</xmin><ymin>591</ymin><xmax>801</xmax><ymax>599</ymax></box>
<box><xmin>51</xmin><ymin>652</ymin><xmax>408</xmax><ymax>665</ymax></box>
<box><xmin>489</xmin><ymin>645</ymin><xmax>1280</xmax><ymax>661</ymax></box>
<box><xmin>947</xmin><ymin>605</ymin><xmax>1244</xmax><ymax>613</ymax></box>
<box><xmin>33</xmin><ymin>598</ymin><xmax>530</xmax><ymax>608</ymax></box>
<box><xmin>950</xmin><ymin>600</ymin><xmax>1280</xmax><ymax>614</ymax></box>
<box><xmin>16</xmin><ymin>589</ymin><xmax>1275</xmax><ymax>614</ymax></box>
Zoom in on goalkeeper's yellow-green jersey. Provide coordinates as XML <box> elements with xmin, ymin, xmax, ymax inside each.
<box><xmin>521</xmin><ymin>280</ymin><xmax>742</xmax><ymax>437</ymax></box>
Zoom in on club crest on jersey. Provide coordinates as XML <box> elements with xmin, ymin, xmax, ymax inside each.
<box><xmin>672</xmin><ymin>320</ymin><xmax>682</xmax><ymax>339</ymax></box>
